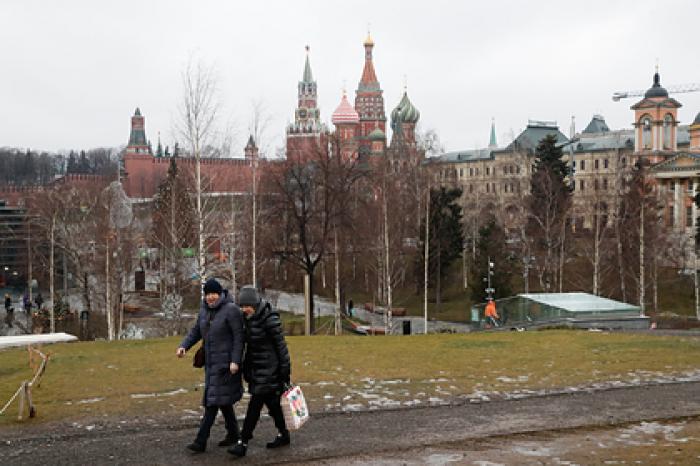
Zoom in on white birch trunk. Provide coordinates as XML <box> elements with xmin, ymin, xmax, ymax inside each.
<box><xmin>424</xmin><ymin>187</ymin><xmax>430</xmax><ymax>334</ymax></box>
<box><xmin>49</xmin><ymin>215</ymin><xmax>55</xmax><ymax>333</ymax></box>
<box><xmin>334</xmin><ymin>228</ymin><xmax>341</xmax><ymax>336</ymax></box>
<box><xmin>105</xmin><ymin>238</ymin><xmax>112</xmax><ymax>341</ymax></box>
<box><xmin>639</xmin><ymin>201</ymin><xmax>645</xmax><ymax>315</ymax></box>
<box><xmin>383</xmin><ymin>181</ymin><xmax>392</xmax><ymax>335</ymax></box>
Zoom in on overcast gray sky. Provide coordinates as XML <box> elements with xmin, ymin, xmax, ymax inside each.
<box><xmin>2</xmin><ymin>0</ymin><xmax>700</xmax><ymax>155</ymax></box>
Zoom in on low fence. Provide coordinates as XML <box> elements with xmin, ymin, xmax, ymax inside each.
<box><xmin>0</xmin><ymin>345</ymin><xmax>49</xmax><ymax>420</ymax></box>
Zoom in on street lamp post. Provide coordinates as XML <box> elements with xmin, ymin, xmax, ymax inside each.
<box><xmin>485</xmin><ymin>256</ymin><xmax>495</xmax><ymax>300</ymax></box>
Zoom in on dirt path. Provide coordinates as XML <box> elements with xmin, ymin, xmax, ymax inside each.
<box><xmin>1</xmin><ymin>381</ymin><xmax>699</xmax><ymax>465</ymax></box>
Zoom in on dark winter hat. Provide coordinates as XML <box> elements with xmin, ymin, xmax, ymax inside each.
<box><xmin>238</xmin><ymin>285</ymin><xmax>261</xmax><ymax>307</ymax></box>
<box><xmin>203</xmin><ymin>278</ymin><xmax>223</xmax><ymax>295</ymax></box>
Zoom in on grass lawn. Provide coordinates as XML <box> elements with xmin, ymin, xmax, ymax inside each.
<box><xmin>1</xmin><ymin>331</ymin><xmax>699</xmax><ymax>428</ymax></box>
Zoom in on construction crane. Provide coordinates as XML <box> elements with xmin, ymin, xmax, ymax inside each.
<box><xmin>612</xmin><ymin>83</ymin><xmax>700</xmax><ymax>101</ymax></box>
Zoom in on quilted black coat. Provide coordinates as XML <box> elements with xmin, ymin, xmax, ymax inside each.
<box><xmin>180</xmin><ymin>290</ymin><xmax>244</xmax><ymax>406</ymax></box>
<box><xmin>242</xmin><ymin>301</ymin><xmax>291</xmax><ymax>396</ymax></box>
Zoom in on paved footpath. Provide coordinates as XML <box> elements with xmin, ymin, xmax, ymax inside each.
<box><xmin>1</xmin><ymin>381</ymin><xmax>699</xmax><ymax>465</ymax></box>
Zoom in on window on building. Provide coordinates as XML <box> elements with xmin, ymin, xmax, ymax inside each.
<box><xmin>459</xmin><ymin>168</ymin><xmax>463</xmax><ymax>178</ymax></box>
<box><xmin>687</xmin><ymin>179</ymin><xmax>693</xmax><ymax>193</ymax></box>
<box><xmin>486</xmin><ymin>183</ymin><xmax>490</xmax><ymax>193</ymax></box>
<box><xmin>516</xmin><ymin>166</ymin><xmax>521</xmax><ymax>174</ymax></box>
<box><xmin>476</xmin><ymin>168</ymin><xmax>479</xmax><ymax>176</ymax></box>
<box><xmin>486</xmin><ymin>167</ymin><xmax>490</xmax><ymax>176</ymax></box>
<box><xmin>594</xmin><ymin>179</ymin><xmax>599</xmax><ymax>191</ymax></box>
<box><xmin>594</xmin><ymin>159</ymin><xmax>599</xmax><ymax>170</ymax></box>
<box><xmin>687</xmin><ymin>206</ymin><xmax>693</xmax><ymax>228</ymax></box>
<box><xmin>663</xmin><ymin>114</ymin><xmax>674</xmax><ymax>150</ymax></box>
<box><xmin>642</xmin><ymin>116</ymin><xmax>652</xmax><ymax>149</ymax></box>
<box><xmin>621</xmin><ymin>157</ymin><xmax>626</xmax><ymax>167</ymax></box>
<box><xmin>580</xmin><ymin>179</ymin><xmax>585</xmax><ymax>191</ymax></box>
<box><xmin>469</xmin><ymin>184</ymin><xmax>473</xmax><ymax>193</ymax></box>
<box><xmin>604</xmin><ymin>158</ymin><xmax>609</xmax><ymax>169</ymax></box>
<box><xmin>670</xmin><ymin>180</ymin><xmax>675</xmax><ymax>192</ymax></box>
<box><xmin>580</xmin><ymin>160</ymin><xmax>586</xmax><ymax>171</ymax></box>
<box><xmin>603</xmin><ymin>178</ymin><xmax>608</xmax><ymax>190</ymax></box>
<box><xmin>469</xmin><ymin>167</ymin><xmax>473</xmax><ymax>176</ymax></box>
<box><xmin>668</xmin><ymin>205</ymin><xmax>674</xmax><ymax>227</ymax></box>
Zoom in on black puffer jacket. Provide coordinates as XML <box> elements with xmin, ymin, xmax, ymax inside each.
<box><xmin>243</xmin><ymin>301</ymin><xmax>291</xmax><ymax>396</ymax></box>
<box><xmin>180</xmin><ymin>290</ymin><xmax>244</xmax><ymax>406</ymax></box>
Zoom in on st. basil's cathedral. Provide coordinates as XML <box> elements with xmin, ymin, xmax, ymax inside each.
<box><xmin>286</xmin><ymin>32</ymin><xmax>423</xmax><ymax>168</ymax></box>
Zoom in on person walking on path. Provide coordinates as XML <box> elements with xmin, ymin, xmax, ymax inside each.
<box><xmin>229</xmin><ymin>285</ymin><xmax>291</xmax><ymax>458</ymax></box>
<box><xmin>4</xmin><ymin>294</ymin><xmax>12</xmax><ymax>313</ymax></box>
<box><xmin>22</xmin><ymin>292</ymin><xmax>32</xmax><ymax>313</ymax></box>
<box><xmin>35</xmin><ymin>292</ymin><xmax>43</xmax><ymax>311</ymax></box>
<box><xmin>177</xmin><ymin>278</ymin><xmax>245</xmax><ymax>453</ymax></box>
<box><xmin>485</xmin><ymin>299</ymin><xmax>500</xmax><ymax>328</ymax></box>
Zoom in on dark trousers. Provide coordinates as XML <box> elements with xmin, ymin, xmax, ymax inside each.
<box><xmin>240</xmin><ymin>393</ymin><xmax>287</xmax><ymax>442</ymax></box>
<box><xmin>195</xmin><ymin>405</ymin><xmax>239</xmax><ymax>445</ymax></box>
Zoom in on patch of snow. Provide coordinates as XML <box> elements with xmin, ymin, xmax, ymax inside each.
<box><xmin>342</xmin><ymin>404</ymin><xmax>363</xmax><ymax>412</ymax></box>
<box><xmin>511</xmin><ymin>444</ymin><xmax>554</xmax><ymax>457</ymax></box>
<box><xmin>131</xmin><ymin>388</ymin><xmax>187</xmax><ymax>399</ymax></box>
<box><xmin>424</xmin><ymin>453</ymin><xmax>464</xmax><ymax>464</ymax></box>
<box><xmin>76</xmin><ymin>397</ymin><xmax>105</xmax><ymax>404</ymax></box>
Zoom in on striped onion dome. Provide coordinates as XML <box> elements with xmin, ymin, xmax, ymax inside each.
<box><xmin>331</xmin><ymin>91</ymin><xmax>360</xmax><ymax>125</ymax></box>
<box><xmin>391</xmin><ymin>91</ymin><xmax>420</xmax><ymax>124</ymax></box>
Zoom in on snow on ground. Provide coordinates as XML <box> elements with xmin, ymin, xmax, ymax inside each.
<box><xmin>301</xmin><ymin>368</ymin><xmax>700</xmax><ymax>413</ymax></box>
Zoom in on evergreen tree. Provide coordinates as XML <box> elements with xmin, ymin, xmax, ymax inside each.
<box><xmin>417</xmin><ymin>186</ymin><xmax>464</xmax><ymax>310</ymax></box>
<box><xmin>67</xmin><ymin>150</ymin><xmax>77</xmax><ymax>174</ymax></box>
<box><xmin>469</xmin><ymin>219</ymin><xmax>515</xmax><ymax>303</ymax></box>
<box><xmin>23</xmin><ymin>149</ymin><xmax>36</xmax><ymax>185</ymax></box>
<box><xmin>526</xmin><ymin>134</ymin><xmax>572</xmax><ymax>291</ymax></box>
<box><xmin>152</xmin><ymin>157</ymin><xmax>197</xmax><ymax>295</ymax></box>
<box><xmin>78</xmin><ymin>150</ymin><xmax>90</xmax><ymax>174</ymax></box>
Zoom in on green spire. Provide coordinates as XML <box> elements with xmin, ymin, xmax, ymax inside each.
<box><xmin>303</xmin><ymin>45</ymin><xmax>313</xmax><ymax>82</ymax></box>
<box><xmin>489</xmin><ymin>118</ymin><xmax>497</xmax><ymax>148</ymax></box>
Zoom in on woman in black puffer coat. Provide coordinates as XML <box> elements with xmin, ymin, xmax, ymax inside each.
<box><xmin>229</xmin><ymin>285</ymin><xmax>291</xmax><ymax>458</ymax></box>
<box><xmin>177</xmin><ymin>278</ymin><xmax>244</xmax><ymax>453</ymax></box>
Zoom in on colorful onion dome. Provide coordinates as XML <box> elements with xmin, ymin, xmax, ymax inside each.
<box><xmin>331</xmin><ymin>91</ymin><xmax>360</xmax><ymax>125</ymax></box>
<box><xmin>391</xmin><ymin>91</ymin><xmax>420</xmax><ymax>124</ymax></box>
<box><xmin>368</xmin><ymin>127</ymin><xmax>385</xmax><ymax>141</ymax></box>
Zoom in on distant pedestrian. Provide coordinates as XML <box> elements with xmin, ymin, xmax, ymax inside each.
<box><xmin>4</xmin><ymin>294</ymin><xmax>12</xmax><ymax>313</ymax></box>
<box><xmin>177</xmin><ymin>278</ymin><xmax>245</xmax><ymax>453</ymax></box>
<box><xmin>347</xmin><ymin>299</ymin><xmax>354</xmax><ymax>316</ymax></box>
<box><xmin>229</xmin><ymin>285</ymin><xmax>291</xmax><ymax>458</ymax></box>
<box><xmin>22</xmin><ymin>292</ymin><xmax>32</xmax><ymax>313</ymax></box>
<box><xmin>35</xmin><ymin>292</ymin><xmax>44</xmax><ymax>310</ymax></box>
<box><xmin>485</xmin><ymin>299</ymin><xmax>499</xmax><ymax>328</ymax></box>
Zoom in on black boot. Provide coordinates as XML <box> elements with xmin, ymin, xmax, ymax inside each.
<box><xmin>186</xmin><ymin>441</ymin><xmax>206</xmax><ymax>453</ymax></box>
<box><xmin>266</xmin><ymin>431</ymin><xmax>290</xmax><ymax>449</ymax></box>
<box><xmin>228</xmin><ymin>440</ymin><xmax>247</xmax><ymax>457</ymax></box>
<box><xmin>218</xmin><ymin>432</ymin><xmax>239</xmax><ymax>447</ymax></box>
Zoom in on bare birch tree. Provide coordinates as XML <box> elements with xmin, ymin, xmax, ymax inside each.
<box><xmin>174</xmin><ymin>56</ymin><xmax>220</xmax><ymax>296</ymax></box>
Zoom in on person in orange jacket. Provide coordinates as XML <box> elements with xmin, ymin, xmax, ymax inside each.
<box><xmin>484</xmin><ymin>299</ymin><xmax>499</xmax><ymax>327</ymax></box>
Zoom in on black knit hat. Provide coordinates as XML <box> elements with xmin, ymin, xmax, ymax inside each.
<box><xmin>203</xmin><ymin>278</ymin><xmax>223</xmax><ymax>295</ymax></box>
<box><xmin>238</xmin><ymin>285</ymin><xmax>261</xmax><ymax>307</ymax></box>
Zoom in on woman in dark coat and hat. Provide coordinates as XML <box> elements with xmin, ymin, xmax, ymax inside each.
<box><xmin>177</xmin><ymin>278</ymin><xmax>245</xmax><ymax>453</ymax></box>
<box><xmin>229</xmin><ymin>285</ymin><xmax>291</xmax><ymax>458</ymax></box>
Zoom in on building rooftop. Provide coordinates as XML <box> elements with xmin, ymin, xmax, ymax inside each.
<box><xmin>518</xmin><ymin>292</ymin><xmax>640</xmax><ymax>313</ymax></box>
<box><xmin>504</xmin><ymin>121</ymin><xmax>569</xmax><ymax>152</ymax></box>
